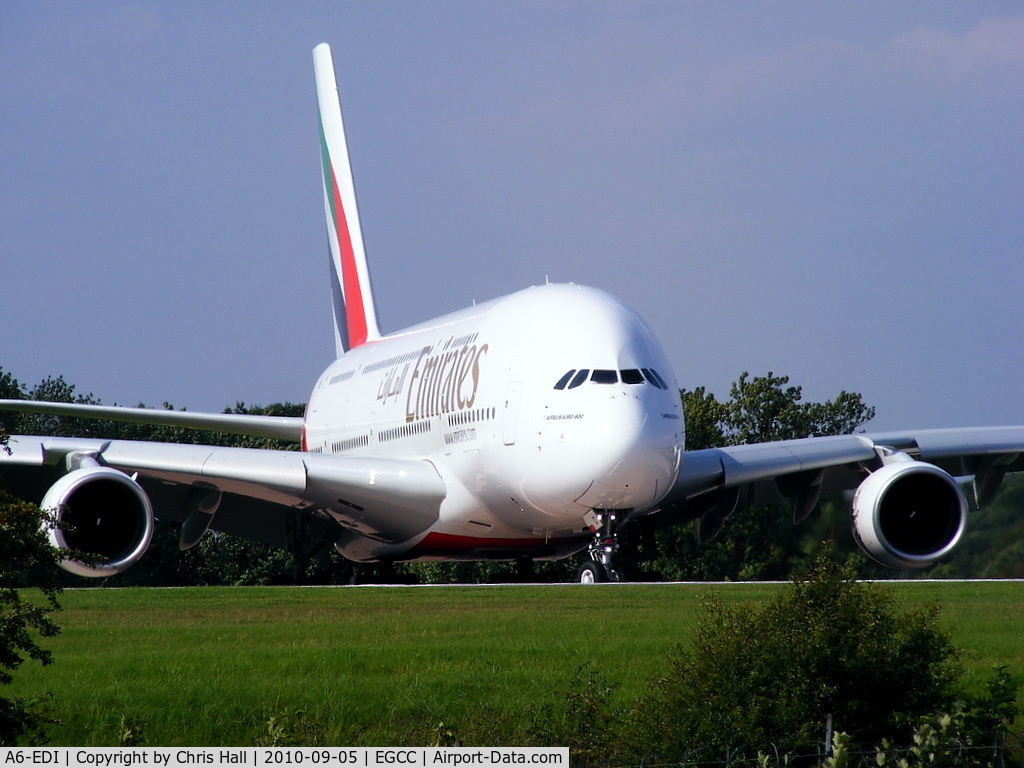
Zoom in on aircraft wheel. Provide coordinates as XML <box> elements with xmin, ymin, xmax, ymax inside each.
<box><xmin>577</xmin><ymin>561</ymin><xmax>606</xmax><ymax>584</ymax></box>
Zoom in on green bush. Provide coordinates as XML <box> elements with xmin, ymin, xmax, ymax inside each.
<box><xmin>0</xmin><ymin>489</ymin><xmax>63</xmax><ymax>744</ymax></box>
<box><xmin>622</xmin><ymin>549</ymin><xmax>964</xmax><ymax>759</ymax></box>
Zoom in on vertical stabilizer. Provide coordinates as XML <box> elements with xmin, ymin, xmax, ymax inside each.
<box><xmin>313</xmin><ymin>42</ymin><xmax>381</xmax><ymax>355</ymax></box>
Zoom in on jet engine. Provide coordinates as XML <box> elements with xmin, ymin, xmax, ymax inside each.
<box><xmin>851</xmin><ymin>455</ymin><xmax>967</xmax><ymax>569</ymax></box>
<box><xmin>40</xmin><ymin>464</ymin><xmax>155</xmax><ymax>578</ymax></box>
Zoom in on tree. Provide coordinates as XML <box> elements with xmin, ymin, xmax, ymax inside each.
<box><xmin>0</xmin><ymin>369</ymin><xmax>25</xmax><ymax>443</ymax></box>
<box><xmin>17</xmin><ymin>376</ymin><xmax>105</xmax><ymax>438</ymax></box>
<box><xmin>0</xmin><ymin>491</ymin><xmax>63</xmax><ymax>744</ymax></box>
<box><xmin>928</xmin><ymin>474</ymin><xmax>1024</xmax><ymax>579</ymax></box>
<box><xmin>653</xmin><ymin>372</ymin><xmax>875</xmax><ymax>580</ymax></box>
<box><xmin>678</xmin><ymin>385</ymin><xmax>729</xmax><ymax>451</ymax></box>
<box><xmin>623</xmin><ymin>549</ymin><xmax>964</xmax><ymax>759</ymax></box>
<box><xmin>682</xmin><ymin>371</ymin><xmax>875</xmax><ymax>450</ymax></box>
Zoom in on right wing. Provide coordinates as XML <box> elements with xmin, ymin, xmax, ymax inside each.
<box><xmin>663</xmin><ymin>426</ymin><xmax>1024</xmax><ymax>568</ymax></box>
<box><xmin>0</xmin><ymin>434</ymin><xmax>446</xmax><ymax>577</ymax></box>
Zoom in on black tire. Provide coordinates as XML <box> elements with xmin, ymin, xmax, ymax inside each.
<box><xmin>577</xmin><ymin>560</ymin><xmax>606</xmax><ymax>584</ymax></box>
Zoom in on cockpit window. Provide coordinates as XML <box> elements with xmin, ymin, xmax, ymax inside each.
<box><xmin>642</xmin><ymin>368</ymin><xmax>668</xmax><ymax>389</ymax></box>
<box><xmin>554</xmin><ymin>370</ymin><xmax>575</xmax><ymax>390</ymax></box>
<box><xmin>554</xmin><ymin>366</ymin><xmax>669</xmax><ymax>390</ymax></box>
<box><xmin>568</xmin><ymin>369</ymin><xmax>590</xmax><ymax>389</ymax></box>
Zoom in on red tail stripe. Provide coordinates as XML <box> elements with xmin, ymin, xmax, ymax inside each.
<box><xmin>328</xmin><ymin>164</ymin><xmax>368</xmax><ymax>349</ymax></box>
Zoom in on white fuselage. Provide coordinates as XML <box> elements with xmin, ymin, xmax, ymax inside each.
<box><xmin>303</xmin><ymin>283</ymin><xmax>684</xmax><ymax>562</ymax></box>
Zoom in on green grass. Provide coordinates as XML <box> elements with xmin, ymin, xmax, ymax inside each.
<box><xmin>7</xmin><ymin>582</ymin><xmax>1023</xmax><ymax>746</ymax></box>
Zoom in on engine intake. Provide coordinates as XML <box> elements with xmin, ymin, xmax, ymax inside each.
<box><xmin>41</xmin><ymin>466</ymin><xmax>155</xmax><ymax>578</ymax></box>
<box><xmin>851</xmin><ymin>457</ymin><xmax>967</xmax><ymax>569</ymax></box>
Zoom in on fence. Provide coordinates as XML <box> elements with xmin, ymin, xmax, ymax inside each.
<box><xmin>597</xmin><ymin>735</ymin><xmax>1024</xmax><ymax>768</ymax></box>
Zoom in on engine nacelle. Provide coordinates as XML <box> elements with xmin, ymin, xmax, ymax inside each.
<box><xmin>41</xmin><ymin>466</ymin><xmax>155</xmax><ymax>578</ymax></box>
<box><xmin>851</xmin><ymin>458</ymin><xmax>967</xmax><ymax>569</ymax></box>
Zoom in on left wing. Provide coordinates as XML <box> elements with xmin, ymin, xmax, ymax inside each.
<box><xmin>664</xmin><ymin>426</ymin><xmax>1024</xmax><ymax>568</ymax></box>
<box><xmin>0</xmin><ymin>399</ymin><xmax>304</xmax><ymax>441</ymax></box>
<box><xmin>0</xmin><ymin>434</ymin><xmax>446</xmax><ymax>577</ymax></box>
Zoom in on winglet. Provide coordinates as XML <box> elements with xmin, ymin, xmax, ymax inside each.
<box><xmin>313</xmin><ymin>43</ymin><xmax>381</xmax><ymax>355</ymax></box>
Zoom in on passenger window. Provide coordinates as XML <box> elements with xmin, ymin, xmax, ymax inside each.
<box><xmin>620</xmin><ymin>369</ymin><xmax>644</xmax><ymax>385</ymax></box>
<box><xmin>568</xmin><ymin>369</ymin><xmax>590</xmax><ymax>389</ymax></box>
<box><xmin>554</xmin><ymin>370</ymin><xmax>575</xmax><ymax>390</ymax></box>
<box><xmin>591</xmin><ymin>369</ymin><xmax>618</xmax><ymax>384</ymax></box>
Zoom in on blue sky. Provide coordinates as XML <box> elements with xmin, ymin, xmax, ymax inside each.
<box><xmin>2</xmin><ymin>2</ymin><xmax>1022</xmax><ymax>431</ymax></box>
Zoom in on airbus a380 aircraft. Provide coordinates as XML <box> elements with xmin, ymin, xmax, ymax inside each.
<box><xmin>2</xmin><ymin>43</ymin><xmax>1023</xmax><ymax>583</ymax></box>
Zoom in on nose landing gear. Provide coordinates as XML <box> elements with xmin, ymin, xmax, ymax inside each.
<box><xmin>577</xmin><ymin>510</ymin><xmax>625</xmax><ymax>583</ymax></box>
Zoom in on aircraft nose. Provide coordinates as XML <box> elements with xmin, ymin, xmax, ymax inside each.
<box><xmin>543</xmin><ymin>391</ymin><xmax>681</xmax><ymax>512</ymax></box>
<box><xmin>573</xmin><ymin>408</ymin><xmax>679</xmax><ymax>510</ymax></box>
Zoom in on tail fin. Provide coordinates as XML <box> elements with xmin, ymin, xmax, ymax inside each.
<box><xmin>313</xmin><ymin>42</ymin><xmax>381</xmax><ymax>355</ymax></box>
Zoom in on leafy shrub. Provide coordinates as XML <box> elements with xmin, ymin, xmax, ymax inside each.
<box><xmin>0</xmin><ymin>489</ymin><xmax>63</xmax><ymax>744</ymax></box>
<box><xmin>622</xmin><ymin>549</ymin><xmax>964</xmax><ymax>759</ymax></box>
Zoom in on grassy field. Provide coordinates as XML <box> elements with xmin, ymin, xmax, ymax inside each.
<box><xmin>7</xmin><ymin>581</ymin><xmax>1023</xmax><ymax>746</ymax></box>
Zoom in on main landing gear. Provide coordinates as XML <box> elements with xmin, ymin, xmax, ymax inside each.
<box><xmin>576</xmin><ymin>510</ymin><xmax>624</xmax><ymax>583</ymax></box>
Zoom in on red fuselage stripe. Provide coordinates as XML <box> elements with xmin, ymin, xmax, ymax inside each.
<box><xmin>406</xmin><ymin>531</ymin><xmax>589</xmax><ymax>557</ymax></box>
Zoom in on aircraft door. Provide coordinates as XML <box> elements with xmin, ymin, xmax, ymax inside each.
<box><xmin>502</xmin><ymin>381</ymin><xmax>523</xmax><ymax>446</ymax></box>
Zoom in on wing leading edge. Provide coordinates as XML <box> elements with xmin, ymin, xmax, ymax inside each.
<box><xmin>672</xmin><ymin>426</ymin><xmax>1024</xmax><ymax>502</ymax></box>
